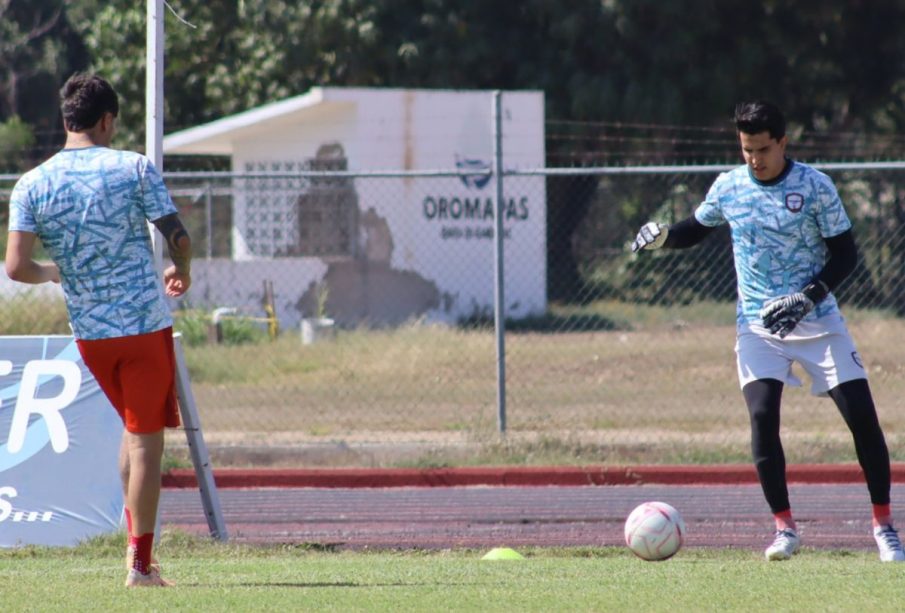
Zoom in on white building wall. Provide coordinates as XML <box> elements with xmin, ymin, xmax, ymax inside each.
<box><xmin>184</xmin><ymin>89</ymin><xmax>546</xmax><ymax>330</ymax></box>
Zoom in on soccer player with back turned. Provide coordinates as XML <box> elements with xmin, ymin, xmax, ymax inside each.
<box><xmin>6</xmin><ymin>73</ymin><xmax>193</xmax><ymax>585</ymax></box>
<box><xmin>632</xmin><ymin>100</ymin><xmax>904</xmax><ymax>562</ymax></box>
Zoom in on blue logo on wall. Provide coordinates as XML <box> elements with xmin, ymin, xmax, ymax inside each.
<box><xmin>455</xmin><ymin>155</ymin><xmax>491</xmax><ymax>190</ymax></box>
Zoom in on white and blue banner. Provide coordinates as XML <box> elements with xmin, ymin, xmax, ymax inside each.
<box><xmin>0</xmin><ymin>335</ymin><xmax>123</xmax><ymax>547</ymax></box>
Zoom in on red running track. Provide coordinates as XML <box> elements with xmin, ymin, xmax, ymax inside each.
<box><xmin>162</xmin><ymin>463</ymin><xmax>905</xmax><ymax>489</ymax></box>
<box><xmin>160</xmin><ymin>480</ymin><xmax>905</xmax><ymax>553</ymax></box>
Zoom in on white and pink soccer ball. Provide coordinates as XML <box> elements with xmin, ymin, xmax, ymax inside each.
<box><xmin>624</xmin><ymin>501</ymin><xmax>686</xmax><ymax>561</ymax></box>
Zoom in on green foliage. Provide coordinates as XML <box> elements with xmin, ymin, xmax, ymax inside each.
<box><xmin>174</xmin><ymin>309</ymin><xmax>269</xmax><ymax>348</ymax></box>
<box><xmin>66</xmin><ymin>2</ymin><xmax>147</xmax><ymax>148</ymax></box>
<box><xmin>68</xmin><ymin>0</ymin><xmax>392</xmax><ymax>147</ymax></box>
<box><xmin>8</xmin><ymin>1</ymin><xmax>905</xmax><ymax>309</ymax></box>
<box><xmin>172</xmin><ymin>309</ymin><xmax>209</xmax><ymax>347</ymax></box>
<box><xmin>0</xmin><ymin>1</ymin><xmax>89</xmax><ymax>157</ymax></box>
<box><xmin>54</xmin><ymin>1</ymin><xmax>905</xmax><ymax>153</ymax></box>
<box><xmin>0</xmin><ymin>115</ymin><xmax>36</xmax><ymax>172</ymax></box>
<box><xmin>219</xmin><ymin>316</ymin><xmax>267</xmax><ymax>346</ymax></box>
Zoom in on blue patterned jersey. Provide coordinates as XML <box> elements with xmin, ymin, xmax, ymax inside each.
<box><xmin>9</xmin><ymin>146</ymin><xmax>177</xmax><ymax>339</ymax></box>
<box><xmin>694</xmin><ymin>160</ymin><xmax>851</xmax><ymax>326</ymax></box>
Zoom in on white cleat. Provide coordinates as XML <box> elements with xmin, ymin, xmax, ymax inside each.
<box><xmin>873</xmin><ymin>525</ymin><xmax>905</xmax><ymax>562</ymax></box>
<box><xmin>765</xmin><ymin>528</ymin><xmax>801</xmax><ymax>561</ymax></box>
<box><xmin>125</xmin><ymin>567</ymin><xmax>173</xmax><ymax>587</ymax></box>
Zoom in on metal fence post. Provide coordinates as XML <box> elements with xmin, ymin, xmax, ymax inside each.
<box><xmin>492</xmin><ymin>91</ymin><xmax>507</xmax><ymax>434</ymax></box>
<box><xmin>205</xmin><ymin>182</ymin><xmax>213</xmax><ymax>259</ymax></box>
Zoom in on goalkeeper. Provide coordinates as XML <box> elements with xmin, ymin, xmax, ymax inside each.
<box><xmin>632</xmin><ymin>100</ymin><xmax>903</xmax><ymax>563</ymax></box>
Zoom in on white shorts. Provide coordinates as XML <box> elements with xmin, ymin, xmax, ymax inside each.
<box><xmin>735</xmin><ymin>314</ymin><xmax>867</xmax><ymax>396</ymax></box>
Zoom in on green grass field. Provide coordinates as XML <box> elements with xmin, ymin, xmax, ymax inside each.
<box><xmin>2</xmin><ymin>533</ymin><xmax>905</xmax><ymax>612</ymax></box>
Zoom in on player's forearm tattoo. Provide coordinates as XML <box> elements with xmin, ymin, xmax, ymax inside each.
<box><xmin>153</xmin><ymin>213</ymin><xmax>193</xmax><ymax>273</ymax></box>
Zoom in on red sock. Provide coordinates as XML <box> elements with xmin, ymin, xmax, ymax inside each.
<box><xmin>129</xmin><ymin>533</ymin><xmax>155</xmax><ymax>574</ymax></box>
<box><xmin>124</xmin><ymin>507</ymin><xmax>133</xmax><ymax>537</ymax></box>
<box><xmin>872</xmin><ymin>504</ymin><xmax>892</xmax><ymax>528</ymax></box>
<box><xmin>774</xmin><ymin>509</ymin><xmax>796</xmax><ymax>532</ymax></box>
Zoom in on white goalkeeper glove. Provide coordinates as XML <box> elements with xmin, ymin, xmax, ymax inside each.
<box><xmin>759</xmin><ymin>281</ymin><xmax>829</xmax><ymax>338</ymax></box>
<box><xmin>631</xmin><ymin>222</ymin><xmax>669</xmax><ymax>253</ymax></box>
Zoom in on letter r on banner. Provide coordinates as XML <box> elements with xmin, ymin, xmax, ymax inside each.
<box><xmin>7</xmin><ymin>360</ymin><xmax>82</xmax><ymax>454</ymax></box>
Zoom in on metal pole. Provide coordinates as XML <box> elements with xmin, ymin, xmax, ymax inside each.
<box><xmin>145</xmin><ymin>0</ymin><xmax>227</xmax><ymax>542</ymax></box>
<box><xmin>144</xmin><ymin>0</ymin><xmax>166</xmax><ymax>544</ymax></box>
<box><xmin>146</xmin><ymin>0</ymin><xmax>165</xmax><ymax>268</ymax></box>
<box><xmin>205</xmin><ymin>183</ymin><xmax>213</xmax><ymax>259</ymax></box>
<box><xmin>492</xmin><ymin>91</ymin><xmax>507</xmax><ymax>434</ymax></box>
<box><xmin>173</xmin><ymin>336</ymin><xmax>229</xmax><ymax>541</ymax></box>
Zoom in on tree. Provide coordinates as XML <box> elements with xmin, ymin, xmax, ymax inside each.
<box><xmin>0</xmin><ymin>115</ymin><xmax>36</xmax><ymax>172</ymax></box>
<box><xmin>68</xmin><ymin>0</ymin><xmax>389</xmax><ymax>148</ymax></box>
<box><xmin>10</xmin><ymin>0</ymin><xmax>905</xmax><ymax>305</ymax></box>
<box><xmin>0</xmin><ymin>0</ymin><xmax>88</xmax><ymax>158</ymax></box>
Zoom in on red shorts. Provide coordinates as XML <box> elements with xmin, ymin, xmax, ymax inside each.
<box><xmin>76</xmin><ymin>327</ymin><xmax>180</xmax><ymax>434</ymax></box>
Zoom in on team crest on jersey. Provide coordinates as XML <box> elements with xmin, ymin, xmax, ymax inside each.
<box><xmin>785</xmin><ymin>193</ymin><xmax>805</xmax><ymax>212</ymax></box>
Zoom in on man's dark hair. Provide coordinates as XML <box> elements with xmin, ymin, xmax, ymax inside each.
<box><xmin>60</xmin><ymin>73</ymin><xmax>119</xmax><ymax>132</ymax></box>
<box><xmin>734</xmin><ymin>100</ymin><xmax>785</xmax><ymax>140</ymax></box>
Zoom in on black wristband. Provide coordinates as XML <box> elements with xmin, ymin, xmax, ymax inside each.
<box><xmin>802</xmin><ymin>280</ymin><xmax>829</xmax><ymax>304</ymax></box>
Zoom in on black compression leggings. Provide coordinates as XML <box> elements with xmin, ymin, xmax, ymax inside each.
<box><xmin>742</xmin><ymin>378</ymin><xmax>891</xmax><ymax>514</ymax></box>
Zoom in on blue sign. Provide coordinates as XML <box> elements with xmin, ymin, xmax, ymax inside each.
<box><xmin>0</xmin><ymin>336</ymin><xmax>123</xmax><ymax>547</ymax></box>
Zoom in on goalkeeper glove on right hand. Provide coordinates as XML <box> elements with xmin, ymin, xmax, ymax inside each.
<box><xmin>759</xmin><ymin>281</ymin><xmax>829</xmax><ymax>339</ymax></box>
<box><xmin>631</xmin><ymin>222</ymin><xmax>669</xmax><ymax>253</ymax></box>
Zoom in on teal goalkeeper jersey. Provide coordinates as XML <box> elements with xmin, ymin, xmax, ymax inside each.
<box><xmin>9</xmin><ymin>146</ymin><xmax>177</xmax><ymax>340</ymax></box>
<box><xmin>694</xmin><ymin>160</ymin><xmax>852</xmax><ymax>327</ymax></box>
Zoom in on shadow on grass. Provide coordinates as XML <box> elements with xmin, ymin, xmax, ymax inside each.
<box><xmin>234</xmin><ymin>581</ymin><xmax>476</xmax><ymax>588</ymax></box>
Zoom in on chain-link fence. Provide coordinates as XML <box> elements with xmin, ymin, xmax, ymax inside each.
<box><xmin>3</xmin><ymin>162</ymin><xmax>905</xmax><ymax>467</ymax></box>
<box><xmin>501</xmin><ymin>164</ymin><xmax>905</xmax><ymax>467</ymax></box>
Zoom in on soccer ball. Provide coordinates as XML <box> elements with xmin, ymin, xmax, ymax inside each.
<box><xmin>624</xmin><ymin>501</ymin><xmax>685</xmax><ymax>561</ymax></box>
